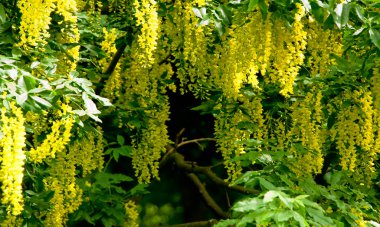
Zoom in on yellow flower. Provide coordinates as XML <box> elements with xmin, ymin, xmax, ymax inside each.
<box><xmin>17</xmin><ymin>0</ymin><xmax>55</xmax><ymax>47</ymax></box>
<box><xmin>28</xmin><ymin>104</ymin><xmax>74</xmax><ymax>163</ymax></box>
<box><xmin>0</xmin><ymin>103</ymin><xmax>26</xmax><ymax>216</ymax></box>
<box><xmin>124</xmin><ymin>200</ymin><xmax>139</xmax><ymax>227</ymax></box>
<box><xmin>133</xmin><ymin>0</ymin><xmax>160</xmax><ymax>68</ymax></box>
<box><xmin>100</xmin><ymin>28</ymin><xmax>123</xmax><ymax>101</ymax></box>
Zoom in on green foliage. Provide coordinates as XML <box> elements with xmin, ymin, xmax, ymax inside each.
<box><xmin>216</xmin><ymin>190</ymin><xmax>333</xmax><ymax>227</ymax></box>
<box><xmin>1</xmin><ymin>0</ymin><xmax>380</xmax><ymax>226</ymax></box>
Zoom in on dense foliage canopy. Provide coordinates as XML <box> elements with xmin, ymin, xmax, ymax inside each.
<box><xmin>0</xmin><ymin>0</ymin><xmax>380</xmax><ymax>226</ymax></box>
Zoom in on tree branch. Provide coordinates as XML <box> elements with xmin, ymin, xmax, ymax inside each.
<box><xmin>160</xmin><ymin>219</ymin><xmax>219</xmax><ymax>227</ymax></box>
<box><xmin>165</xmin><ymin>146</ymin><xmax>259</xmax><ymax>195</ymax></box>
<box><xmin>187</xmin><ymin>173</ymin><xmax>229</xmax><ymax>219</ymax></box>
<box><xmin>103</xmin><ymin>42</ymin><xmax>127</xmax><ymax>75</ymax></box>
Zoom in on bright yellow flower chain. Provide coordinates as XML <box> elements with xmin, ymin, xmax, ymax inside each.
<box><xmin>288</xmin><ymin>91</ymin><xmax>324</xmax><ymax>175</ymax></box>
<box><xmin>124</xmin><ymin>200</ymin><xmax>139</xmax><ymax>227</ymax></box>
<box><xmin>28</xmin><ymin>104</ymin><xmax>74</xmax><ymax>163</ymax></box>
<box><xmin>0</xmin><ymin>103</ymin><xmax>26</xmax><ymax>216</ymax></box>
<box><xmin>133</xmin><ymin>0</ymin><xmax>160</xmax><ymax>68</ymax></box>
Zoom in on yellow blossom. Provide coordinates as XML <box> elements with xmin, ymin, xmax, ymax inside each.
<box><xmin>28</xmin><ymin>104</ymin><xmax>74</xmax><ymax>163</ymax></box>
<box><xmin>124</xmin><ymin>200</ymin><xmax>139</xmax><ymax>227</ymax></box>
<box><xmin>0</xmin><ymin>103</ymin><xmax>26</xmax><ymax>216</ymax></box>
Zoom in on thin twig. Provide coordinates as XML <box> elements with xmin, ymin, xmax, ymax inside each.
<box><xmin>186</xmin><ymin>173</ymin><xmax>229</xmax><ymax>219</ymax></box>
<box><xmin>225</xmin><ymin>190</ymin><xmax>231</xmax><ymax>208</ymax></box>
<box><xmin>175</xmin><ymin>128</ymin><xmax>186</xmax><ymax>147</ymax></box>
<box><xmin>177</xmin><ymin>138</ymin><xmax>217</xmax><ymax>149</ymax></box>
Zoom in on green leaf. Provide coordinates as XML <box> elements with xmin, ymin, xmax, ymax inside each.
<box><xmin>306</xmin><ymin>207</ymin><xmax>333</xmax><ymax>225</ymax></box>
<box><xmin>278</xmin><ymin>194</ymin><xmax>292</xmax><ymax>209</ymax></box>
<box><xmin>355</xmin><ymin>5</ymin><xmax>366</xmax><ymax>22</ymax></box>
<box><xmin>292</xmin><ymin>211</ymin><xmax>307</xmax><ymax>227</ymax></box>
<box><xmin>21</xmin><ymin>75</ymin><xmax>37</xmax><ymax>91</ymax></box>
<box><xmin>248</xmin><ymin>0</ymin><xmax>259</xmax><ymax>11</ymax></box>
<box><xmin>116</xmin><ymin>135</ymin><xmax>125</xmax><ymax>145</ymax></box>
<box><xmin>0</xmin><ymin>4</ymin><xmax>6</xmax><ymax>24</ymax></box>
<box><xmin>275</xmin><ymin>210</ymin><xmax>293</xmax><ymax>222</ymax></box>
<box><xmin>31</xmin><ymin>96</ymin><xmax>52</xmax><ymax>108</ymax></box>
<box><xmin>7</xmin><ymin>68</ymin><xmax>17</xmax><ymax>80</ymax></box>
<box><xmin>12</xmin><ymin>47</ymin><xmax>22</xmax><ymax>58</ymax></box>
<box><xmin>31</xmin><ymin>61</ymin><xmax>40</xmax><ymax>69</ymax></box>
<box><xmin>237</xmin><ymin>121</ymin><xmax>255</xmax><ymax>131</ymax></box>
<box><xmin>369</xmin><ymin>28</ymin><xmax>380</xmax><ymax>49</ymax></box>
<box><xmin>214</xmin><ymin>219</ymin><xmax>239</xmax><ymax>227</ymax></box>
<box><xmin>192</xmin><ymin>7</ymin><xmax>203</xmax><ymax>19</ymax></box>
<box><xmin>353</xmin><ymin>27</ymin><xmax>365</xmax><ymax>36</ymax></box>
<box><xmin>258</xmin><ymin>0</ymin><xmax>268</xmax><ymax>18</ymax></box>
<box><xmin>117</xmin><ymin>146</ymin><xmax>132</xmax><ymax>158</ymax></box>
<box><xmin>324</xmin><ymin>14</ymin><xmax>335</xmax><ymax>29</ymax></box>
<box><xmin>216</xmin><ymin>6</ymin><xmax>231</xmax><ymax>26</ymax></box>
<box><xmin>113</xmin><ymin>151</ymin><xmax>120</xmax><ymax>162</ymax></box>
<box><xmin>191</xmin><ymin>100</ymin><xmax>215</xmax><ymax>113</ymax></box>
<box><xmin>263</xmin><ymin>190</ymin><xmax>278</xmax><ymax>203</ymax></box>
<box><xmin>82</xmin><ymin>93</ymin><xmax>100</xmax><ymax>115</ymax></box>
<box><xmin>334</xmin><ymin>3</ymin><xmax>351</xmax><ymax>28</ymax></box>
<box><xmin>16</xmin><ymin>93</ymin><xmax>28</xmax><ymax>106</ymax></box>
<box><xmin>198</xmin><ymin>18</ymin><xmax>211</xmax><ymax>26</ymax></box>
<box><xmin>259</xmin><ymin>178</ymin><xmax>276</xmax><ymax>190</ymax></box>
<box><xmin>215</xmin><ymin>20</ymin><xmax>224</xmax><ymax>37</ymax></box>
<box><xmin>294</xmin><ymin>143</ymin><xmax>308</xmax><ymax>155</ymax></box>
<box><xmin>233</xmin><ymin>198</ymin><xmax>261</xmax><ymax>212</ymax></box>
<box><xmin>95</xmin><ymin>172</ymin><xmax>133</xmax><ymax>188</ymax></box>
<box><xmin>128</xmin><ymin>184</ymin><xmax>149</xmax><ymax>196</ymax></box>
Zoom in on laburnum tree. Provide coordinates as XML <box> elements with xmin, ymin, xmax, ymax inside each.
<box><xmin>0</xmin><ymin>0</ymin><xmax>380</xmax><ymax>226</ymax></box>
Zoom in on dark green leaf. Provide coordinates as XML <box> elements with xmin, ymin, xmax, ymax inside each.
<box><xmin>116</xmin><ymin>135</ymin><xmax>124</xmax><ymax>145</ymax></box>
<box><xmin>324</xmin><ymin>14</ymin><xmax>335</xmax><ymax>29</ymax></box>
<box><xmin>117</xmin><ymin>146</ymin><xmax>133</xmax><ymax>158</ymax></box>
<box><xmin>258</xmin><ymin>0</ymin><xmax>268</xmax><ymax>18</ymax></box>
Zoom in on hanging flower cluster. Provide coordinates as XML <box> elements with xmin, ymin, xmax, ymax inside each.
<box><xmin>0</xmin><ymin>103</ymin><xmax>26</xmax><ymax>217</ymax></box>
<box><xmin>100</xmin><ymin>28</ymin><xmax>123</xmax><ymax>101</ymax></box>
<box><xmin>288</xmin><ymin>91</ymin><xmax>324</xmax><ymax>175</ymax></box>
<box><xmin>28</xmin><ymin>104</ymin><xmax>74</xmax><ymax>163</ymax></box>
<box><xmin>133</xmin><ymin>0</ymin><xmax>160</xmax><ymax>68</ymax></box>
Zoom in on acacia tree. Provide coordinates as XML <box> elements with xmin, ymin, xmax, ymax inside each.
<box><xmin>0</xmin><ymin>0</ymin><xmax>380</xmax><ymax>226</ymax></box>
